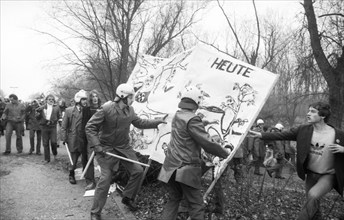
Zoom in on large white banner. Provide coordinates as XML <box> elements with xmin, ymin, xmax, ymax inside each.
<box><xmin>128</xmin><ymin>44</ymin><xmax>279</xmax><ymax>164</ymax></box>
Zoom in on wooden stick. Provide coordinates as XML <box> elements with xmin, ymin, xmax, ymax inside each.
<box><xmin>64</xmin><ymin>143</ymin><xmax>73</xmax><ymax>165</ymax></box>
<box><xmin>105</xmin><ymin>152</ymin><xmax>150</xmax><ymax>167</ymax></box>
<box><xmin>80</xmin><ymin>151</ymin><xmax>95</xmax><ymax>180</ymax></box>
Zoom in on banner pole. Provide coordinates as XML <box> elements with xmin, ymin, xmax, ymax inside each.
<box><xmin>80</xmin><ymin>151</ymin><xmax>95</xmax><ymax>180</ymax></box>
<box><xmin>105</xmin><ymin>152</ymin><xmax>150</xmax><ymax>167</ymax></box>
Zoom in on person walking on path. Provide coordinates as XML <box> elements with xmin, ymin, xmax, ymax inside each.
<box><xmin>86</xmin><ymin>83</ymin><xmax>166</xmax><ymax>220</ymax></box>
<box><xmin>27</xmin><ymin>100</ymin><xmax>42</xmax><ymax>155</ymax></box>
<box><xmin>81</xmin><ymin>90</ymin><xmax>101</xmax><ymax>190</ymax></box>
<box><xmin>249</xmin><ymin>101</ymin><xmax>344</xmax><ymax>220</ymax></box>
<box><xmin>36</xmin><ymin>94</ymin><xmax>61</xmax><ymax>163</ymax></box>
<box><xmin>1</xmin><ymin>94</ymin><xmax>26</xmax><ymax>154</ymax></box>
<box><xmin>158</xmin><ymin>86</ymin><xmax>230</xmax><ymax>220</ymax></box>
<box><xmin>61</xmin><ymin>90</ymin><xmax>88</xmax><ymax>185</ymax></box>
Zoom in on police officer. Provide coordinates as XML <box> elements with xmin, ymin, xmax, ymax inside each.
<box><xmin>158</xmin><ymin>86</ymin><xmax>230</xmax><ymax>220</ymax></box>
<box><xmin>86</xmin><ymin>83</ymin><xmax>166</xmax><ymax>220</ymax></box>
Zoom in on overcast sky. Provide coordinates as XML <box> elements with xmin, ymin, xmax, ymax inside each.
<box><xmin>0</xmin><ymin>0</ymin><xmax>302</xmax><ymax>101</ymax></box>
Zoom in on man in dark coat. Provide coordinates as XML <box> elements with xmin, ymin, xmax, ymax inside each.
<box><xmin>86</xmin><ymin>83</ymin><xmax>166</xmax><ymax>220</ymax></box>
<box><xmin>250</xmin><ymin>102</ymin><xmax>344</xmax><ymax>220</ymax></box>
<box><xmin>61</xmin><ymin>90</ymin><xmax>88</xmax><ymax>184</ymax></box>
<box><xmin>158</xmin><ymin>86</ymin><xmax>230</xmax><ymax>220</ymax></box>
<box><xmin>27</xmin><ymin>100</ymin><xmax>42</xmax><ymax>155</ymax></box>
<box><xmin>82</xmin><ymin>90</ymin><xmax>101</xmax><ymax>190</ymax></box>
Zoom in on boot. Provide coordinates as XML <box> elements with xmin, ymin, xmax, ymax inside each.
<box><xmin>69</xmin><ymin>171</ymin><xmax>76</xmax><ymax>184</ymax></box>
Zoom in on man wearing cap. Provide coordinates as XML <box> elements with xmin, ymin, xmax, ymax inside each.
<box><xmin>158</xmin><ymin>86</ymin><xmax>230</xmax><ymax>220</ymax></box>
<box><xmin>86</xmin><ymin>83</ymin><xmax>166</xmax><ymax>220</ymax></box>
<box><xmin>61</xmin><ymin>90</ymin><xmax>88</xmax><ymax>184</ymax></box>
<box><xmin>250</xmin><ymin>102</ymin><xmax>344</xmax><ymax>219</ymax></box>
<box><xmin>36</xmin><ymin>94</ymin><xmax>61</xmax><ymax>162</ymax></box>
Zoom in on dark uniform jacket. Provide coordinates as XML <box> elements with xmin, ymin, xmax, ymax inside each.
<box><xmin>61</xmin><ymin>106</ymin><xmax>84</xmax><ymax>153</ymax></box>
<box><xmin>261</xmin><ymin>124</ymin><xmax>344</xmax><ymax>196</ymax></box>
<box><xmin>158</xmin><ymin>109</ymin><xmax>229</xmax><ymax>189</ymax></box>
<box><xmin>85</xmin><ymin>102</ymin><xmax>162</xmax><ymax>164</ymax></box>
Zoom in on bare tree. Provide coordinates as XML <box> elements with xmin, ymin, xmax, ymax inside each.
<box><xmin>303</xmin><ymin>0</ymin><xmax>344</xmax><ymax>128</ymax></box>
<box><xmin>44</xmin><ymin>0</ymin><xmax>204</xmax><ymax>100</ymax></box>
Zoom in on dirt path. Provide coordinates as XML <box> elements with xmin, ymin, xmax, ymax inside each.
<box><xmin>0</xmin><ymin>131</ymin><xmax>136</xmax><ymax>220</ymax></box>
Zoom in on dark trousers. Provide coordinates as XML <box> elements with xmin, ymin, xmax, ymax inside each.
<box><xmin>42</xmin><ymin>126</ymin><xmax>57</xmax><ymax>162</ymax></box>
<box><xmin>162</xmin><ymin>171</ymin><xmax>204</xmax><ymax>220</ymax></box>
<box><xmin>91</xmin><ymin>149</ymin><xmax>143</xmax><ymax>215</ymax></box>
<box><xmin>29</xmin><ymin>129</ymin><xmax>41</xmax><ymax>153</ymax></box>
<box><xmin>82</xmin><ymin>148</ymin><xmax>95</xmax><ymax>184</ymax></box>
<box><xmin>297</xmin><ymin>172</ymin><xmax>334</xmax><ymax>220</ymax></box>
<box><xmin>5</xmin><ymin>121</ymin><xmax>23</xmax><ymax>153</ymax></box>
<box><xmin>69</xmin><ymin>151</ymin><xmax>81</xmax><ymax>171</ymax></box>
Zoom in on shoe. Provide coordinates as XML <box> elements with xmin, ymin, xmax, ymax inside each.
<box><xmin>254</xmin><ymin>172</ymin><xmax>263</xmax><ymax>176</ymax></box>
<box><xmin>43</xmin><ymin>160</ymin><xmax>50</xmax><ymax>164</ymax></box>
<box><xmin>90</xmin><ymin>213</ymin><xmax>101</xmax><ymax>220</ymax></box>
<box><xmin>2</xmin><ymin>151</ymin><xmax>11</xmax><ymax>155</ymax></box>
<box><xmin>28</xmin><ymin>151</ymin><xmax>33</xmax><ymax>155</ymax></box>
<box><xmin>69</xmin><ymin>175</ymin><xmax>76</xmax><ymax>184</ymax></box>
<box><xmin>17</xmin><ymin>151</ymin><xmax>22</xmax><ymax>154</ymax></box>
<box><xmin>36</xmin><ymin>152</ymin><xmax>41</xmax><ymax>155</ymax></box>
<box><xmin>85</xmin><ymin>182</ymin><xmax>96</xmax><ymax>191</ymax></box>
<box><xmin>122</xmin><ymin>197</ymin><xmax>138</xmax><ymax>211</ymax></box>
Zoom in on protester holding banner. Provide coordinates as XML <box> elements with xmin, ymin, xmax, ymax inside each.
<box><xmin>81</xmin><ymin>90</ymin><xmax>101</xmax><ymax>191</ymax></box>
<box><xmin>61</xmin><ymin>90</ymin><xmax>88</xmax><ymax>185</ymax></box>
<box><xmin>249</xmin><ymin>102</ymin><xmax>344</xmax><ymax>220</ymax></box>
<box><xmin>158</xmin><ymin>86</ymin><xmax>230</xmax><ymax>220</ymax></box>
<box><xmin>86</xmin><ymin>83</ymin><xmax>166</xmax><ymax>220</ymax></box>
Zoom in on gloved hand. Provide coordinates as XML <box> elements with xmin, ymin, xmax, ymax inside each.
<box><xmin>63</xmin><ymin>141</ymin><xmax>66</xmax><ymax>145</ymax></box>
<box><xmin>94</xmin><ymin>145</ymin><xmax>104</xmax><ymax>155</ymax></box>
<box><xmin>223</xmin><ymin>141</ymin><xmax>233</xmax><ymax>155</ymax></box>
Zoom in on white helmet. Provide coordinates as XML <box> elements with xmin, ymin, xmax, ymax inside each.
<box><xmin>257</xmin><ymin>119</ymin><xmax>264</xmax><ymax>125</ymax></box>
<box><xmin>74</xmin><ymin>90</ymin><xmax>87</xmax><ymax>103</ymax></box>
<box><xmin>275</xmin><ymin>123</ymin><xmax>284</xmax><ymax>131</ymax></box>
<box><xmin>116</xmin><ymin>83</ymin><xmax>135</xmax><ymax>99</ymax></box>
<box><xmin>181</xmin><ymin>86</ymin><xmax>203</xmax><ymax>106</ymax></box>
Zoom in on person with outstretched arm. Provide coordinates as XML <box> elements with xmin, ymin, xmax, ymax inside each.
<box><xmin>249</xmin><ymin>101</ymin><xmax>344</xmax><ymax>220</ymax></box>
<box><xmin>86</xmin><ymin>83</ymin><xmax>166</xmax><ymax>220</ymax></box>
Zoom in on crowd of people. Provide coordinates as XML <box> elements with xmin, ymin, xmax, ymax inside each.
<box><xmin>1</xmin><ymin>86</ymin><xmax>343</xmax><ymax>220</ymax></box>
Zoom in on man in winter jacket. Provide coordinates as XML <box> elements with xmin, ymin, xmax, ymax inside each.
<box><xmin>158</xmin><ymin>86</ymin><xmax>230</xmax><ymax>220</ymax></box>
<box><xmin>27</xmin><ymin>100</ymin><xmax>42</xmax><ymax>155</ymax></box>
<box><xmin>86</xmin><ymin>83</ymin><xmax>166</xmax><ymax>220</ymax></box>
<box><xmin>61</xmin><ymin>90</ymin><xmax>88</xmax><ymax>185</ymax></box>
<box><xmin>1</xmin><ymin>94</ymin><xmax>26</xmax><ymax>154</ymax></box>
<box><xmin>250</xmin><ymin>102</ymin><xmax>344</xmax><ymax>220</ymax></box>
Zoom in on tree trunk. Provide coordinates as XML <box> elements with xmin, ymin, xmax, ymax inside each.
<box><xmin>303</xmin><ymin>0</ymin><xmax>344</xmax><ymax>128</ymax></box>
